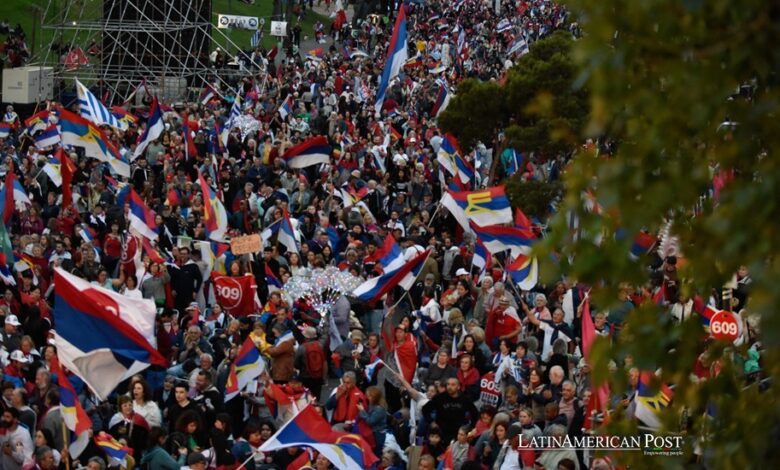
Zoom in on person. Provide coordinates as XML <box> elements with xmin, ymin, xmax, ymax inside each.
<box><xmin>132</xmin><ymin>378</ymin><xmax>162</xmax><ymax>428</ymax></box>
<box><xmin>0</xmin><ymin>408</ymin><xmax>34</xmax><ymax>470</ymax></box>
<box><xmin>446</xmin><ymin>425</ymin><xmax>476</xmax><ymax>470</ymax></box>
<box><xmin>422</xmin><ymin>377</ymin><xmax>478</xmax><ymax>445</ymax></box>
<box><xmin>108</xmin><ymin>395</ymin><xmax>150</xmax><ymax>457</ymax></box>
<box><xmin>27</xmin><ymin>445</ymin><xmax>56</xmax><ymax>470</ymax></box>
<box><xmin>295</xmin><ymin>326</ymin><xmax>328</xmax><ymax>400</ymax></box>
<box><xmin>166</xmin><ymin>382</ymin><xmax>197</xmax><ymax>433</ymax></box>
<box><xmin>183</xmin><ymin>451</ymin><xmax>208</xmax><ymax>470</ymax></box>
<box><xmin>210</xmin><ymin>413</ymin><xmax>235</xmax><ymax>467</ymax></box>
<box><xmin>265</xmin><ymin>323</ymin><xmax>296</xmax><ymax>383</ymax></box>
<box><xmin>231</xmin><ymin>421</ymin><xmax>271</xmax><ymax>469</ymax></box>
<box><xmin>140</xmin><ymin>426</ymin><xmax>188</xmax><ymax>469</ymax></box>
<box><xmin>175</xmin><ymin>409</ymin><xmax>207</xmax><ymax>452</ymax></box>
<box><xmin>493</xmin><ymin>422</ymin><xmax>523</xmax><ymax>470</ymax></box>
<box><xmin>191</xmin><ymin>370</ymin><xmax>222</xmax><ymax>428</ymax></box>
<box><xmin>29</xmin><ymin>428</ymin><xmax>61</xmax><ymax>468</ymax></box>
<box><xmin>357</xmin><ymin>385</ymin><xmax>387</xmax><ymax>454</ymax></box>
<box><xmin>456</xmin><ymin>353</ymin><xmax>480</xmax><ymax>402</ymax></box>
<box><xmin>423</xmin><ymin>348</ymin><xmax>457</xmax><ymax>388</ymax></box>
<box><xmin>326</xmin><ymin>371</ymin><xmax>367</xmax><ymax>432</ymax></box>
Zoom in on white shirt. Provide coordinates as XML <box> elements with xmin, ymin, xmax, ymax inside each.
<box><xmin>133</xmin><ymin>400</ymin><xmax>162</xmax><ymax>428</ymax></box>
<box><xmin>499</xmin><ymin>442</ymin><xmax>521</xmax><ymax>470</ymax></box>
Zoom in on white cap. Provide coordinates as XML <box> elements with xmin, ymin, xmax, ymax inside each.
<box><xmin>9</xmin><ymin>350</ymin><xmax>29</xmax><ymax>363</ymax></box>
<box><xmin>5</xmin><ymin>314</ymin><xmax>21</xmax><ymax>326</ymax></box>
<box><xmin>455</xmin><ymin>268</ymin><xmax>469</xmax><ymax>277</ymax></box>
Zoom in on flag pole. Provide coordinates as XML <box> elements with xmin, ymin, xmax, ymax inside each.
<box><xmin>62</xmin><ymin>420</ymin><xmax>70</xmax><ymax>470</ymax></box>
<box><xmin>426</xmin><ymin>200</ymin><xmax>442</xmax><ymax>229</ymax></box>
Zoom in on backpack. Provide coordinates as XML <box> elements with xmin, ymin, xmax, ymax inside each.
<box><xmin>303</xmin><ymin>341</ymin><xmax>325</xmax><ymax>378</ymax></box>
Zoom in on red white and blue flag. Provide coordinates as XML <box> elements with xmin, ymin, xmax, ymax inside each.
<box><xmin>52</xmin><ymin>356</ymin><xmax>92</xmax><ymax>457</ymax></box>
<box><xmin>280</xmin><ymin>135</ymin><xmax>331</xmax><ymax>169</ymax></box>
<box><xmin>266</xmin><ymin>264</ymin><xmax>283</xmax><ymax>291</ymax></box>
<box><xmin>353</xmin><ymin>249</ymin><xmax>429</xmax><ymax>302</ymax></box>
<box><xmin>441</xmin><ymin>185</ymin><xmax>513</xmax><ymax>231</ymax></box>
<box><xmin>34</xmin><ymin>124</ymin><xmax>61</xmax><ymax>149</ymax></box>
<box><xmin>259</xmin><ymin>404</ymin><xmax>378</xmax><ymax>470</ymax></box>
<box><xmin>363</xmin><ymin>235</ymin><xmax>405</xmax><ymax>273</ymax></box>
<box><xmin>53</xmin><ymin>268</ymin><xmax>166</xmax><ymax>399</ymax></box>
<box><xmin>278</xmin><ymin>95</ymin><xmax>293</xmax><ymax>119</ymax></box>
<box><xmin>198</xmin><ymin>170</ymin><xmax>228</xmax><ymax>241</ymax></box>
<box><xmin>225</xmin><ymin>335</ymin><xmax>265</xmax><ymax>401</ymax></box>
<box><xmin>117</xmin><ymin>185</ymin><xmax>159</xmax><ymax>241</ymax></box>
<box><xmin>506</xmin><ymin>254</ymin><xmax>538</xmax><ymax>290</ymax></box>
<box><xmin>59</xmin><ymin>109</ymin><xmax>129</xmax><ymax>176</ymax></box>
<box><xmin>133</xmin><ymin>98</ymin><xmax>165</xmax><ymax>160</ymax></box>
<box><xmin>470</xmin><ymin>221</ymin><xmax>534</xmax><ymax>258</ymax></box>
<box><xmin>375</xmin><ymin>4</ymin><xmax>408</xmax><ymax>113</ymax></box>
<box><xmin>431</xmin><ymin>78</ymin><xmax>451</xmax><ymax>117</ymax></box>
<box><xmin>472</xmin><ymin>240</ymin><xmax>491</xmax><ymax>282</ymax></box>
<box><xmin>94</xmin><ymin>432</ymin><xmax>132</xmax><ymax>466</ymax></box>
<box><xmin>364</xmin><ymin>355</ymin><xmax>385</xmax><ymax>382</ymax></box>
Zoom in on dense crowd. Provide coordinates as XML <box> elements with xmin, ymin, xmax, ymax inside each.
<box><xmin>0</xmin><ymin>1</ymin><xmax>762</xmax><ymax>470</ymax></box>
<box><xmin>0</xmin><ymin>21</ymin><xmax>29</xmax><ymax>69</ymax></box>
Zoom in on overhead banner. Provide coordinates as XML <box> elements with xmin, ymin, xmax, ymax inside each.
<box><xmin>217</xmin><ymin>14</ymin><xmax>259</xmax><ymax>30</ymax></box>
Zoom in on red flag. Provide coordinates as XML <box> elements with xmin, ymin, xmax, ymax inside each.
<box><xmin>64</xmin><ymin>47</ymin><xmax>89</xmax><ymax>71</ymax></box>
<box><xmin>581</xmin><ymin>299</ymin><xmax>610</xmax><ymax>429</ymax></box>
<box><xmin>182</xmin><ymin>113</ymin><xmax>197</xmax><ymax>160</ymax></box>
<box><xmin>141</xmin><ymin>238</ymin><xmax>165</xmax><ymax>265</ymax></box>
<box><xmin>60</xmin><ymin>149</ymin><xmax>75</xmax><ymax>209</ymax></box>
<box><xmin>210</xmin><ymin>273</ymin><xmax>259</xmax><ymax>316</ymax></box>
<box><xmin>514</xmin><ymin>207</ymin><xmax>532</xmax><ymax>232</ymax></box>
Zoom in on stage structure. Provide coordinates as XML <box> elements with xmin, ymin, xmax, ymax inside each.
<box><xmin>31</xmin><ymin>0</ymin><xmax>254</xmax><ymax>104</ymax></box>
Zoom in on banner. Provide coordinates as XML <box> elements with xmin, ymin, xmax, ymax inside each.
<box><xmin>211</xmin><ymin>273</ymin><xmax>258</xmax><ymax>316</ymax></box>
<box><xmin>217</xmin><ymin>14</ymin><xmax>259</xmax><ymax>30</ymax></box>
<box><xmin>270</xmin><ymin>21</ymin><xmax>288</xmax><ymax>37</ymax></box>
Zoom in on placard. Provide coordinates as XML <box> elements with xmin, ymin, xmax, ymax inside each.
<box><xmin>270</xmin><ymin>21</ymin><xmax>288</xmax><ymax>37</ymax></box>
<box><xmin>217</xmin><ymin>14</ymin><xmax>260</xmax><ymax>30</ymax></box>
<box><xmin>231</xmin><ymin>233</ymin><xmax>262</xmax><ymax>255</ymax></box>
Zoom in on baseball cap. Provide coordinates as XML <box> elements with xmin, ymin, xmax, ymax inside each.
<box><xmin>5</xmin><ymin>314</ymin><xmax>21</xmax><ymax>326</ymax></box>
<box><xmin>10</xmin><ymin>350</ymin><xmax>29</xmax><ymax>363</ymax></box>
<box><xmin>455</xmin><ymin>268</ymin><xmax>469</xmax><ymax>277</ymax></box>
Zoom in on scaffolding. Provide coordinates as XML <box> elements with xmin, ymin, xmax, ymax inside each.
<box><xmin>31</xmin><ymin>0</ymin><xmax>253</xmax><ymax>104</ymax></box>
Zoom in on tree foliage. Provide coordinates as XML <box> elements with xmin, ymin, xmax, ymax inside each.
<box><xmin>439</xmin><ymin>31</ymin><xmax>588</xmax><ymax>158</ymax></box>
<box><xmin>505</xmin><ymin>178</ymin><xmax>563</xmax><ymax>221</ymax></box>
<box><xmin>538</xmin><ymin>0</ymin><xmax>780</xmax><ymax>467</ymax></box>
<box><xmin>444</xmin><ymin>0</ymin><xmax>779</xmax><ymax>467</ymax></box>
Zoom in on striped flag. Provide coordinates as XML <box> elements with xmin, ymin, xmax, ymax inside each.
<box><xmin>375</xmin><ymin>4</ymin><xmax>408</xmax><ymax>113</ymax></box>
<box><xmin>76</xmin><ymin>79</ymin><xmax>127</xmax><ymax>130</ymax></box>
<box><xmin>250</xmin><ymin>29</ymin><xmax>262</xmax><ymax>48</ymax></box>
<box><xmin>507</xmin><ymin>35</ymin><xmax>529</xmax><ymax>58</ymax></box>
<box><xmin>94</xmin><ymin>432</ymin><xmax>131</xmax><ymax>466</ymax></box>
<box><xmin>34</xmin><ymin>124</ymin><xmax>61</xmax><ymax>149</ymax></box>
<box><xmin>52</xmin><ymin>356</ymin><xmax>92</xmax><ymax>458</ymax></box>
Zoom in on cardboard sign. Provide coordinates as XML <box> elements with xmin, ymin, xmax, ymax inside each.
<box><xmin>230</xmin><ymin>234</ymin><xmax>262</xmax><ymax>255</ymax></box>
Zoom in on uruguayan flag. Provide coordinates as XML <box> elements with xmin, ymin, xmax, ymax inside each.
<box><xmin>76</xmin><ymin>79</ymin><xmax>127</xmax><ymax>130</ymax></box>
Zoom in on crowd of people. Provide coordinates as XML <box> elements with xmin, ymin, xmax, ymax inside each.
<box><xmin>0</xmin><ymin>20</ymin><xmax>29</xmax><ymax>69</ymax></box>
<box><xmin>0</xmin><ymin>0</ymin><xmax>762</xmax><ymax>469</ymax></box>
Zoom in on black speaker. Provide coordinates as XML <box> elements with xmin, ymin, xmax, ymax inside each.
<box><xmin>101</xmin><ymin>0</ymin><xmax>212</xmax><ymax>83</ymax></box>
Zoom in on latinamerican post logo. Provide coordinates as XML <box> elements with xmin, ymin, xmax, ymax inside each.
<box><xmin>518</xmin><ymin>434</ymin><xmax>683</xmax><ymax>456</ymax></box>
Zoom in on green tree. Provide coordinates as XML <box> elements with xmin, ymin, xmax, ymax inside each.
<box><xmin>442</xmin><ymin>1</ymin><xmax>778</xmax><ymax>467</ymax></box>
<box><xmin>439</xmin><ymin>31</ymin><xmax>586</xmax><ymax>217</ymax></box>
<box><xmin>537</xmin><ymin>0</ymin><xmax>780</xmax><ymax>467</ymax></box>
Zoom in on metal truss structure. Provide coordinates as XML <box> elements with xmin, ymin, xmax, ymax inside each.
<box><xmin>31</xmin><ymin>0</ymin><xmax>249</xmax><ymax>104</ymax></box>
